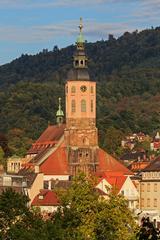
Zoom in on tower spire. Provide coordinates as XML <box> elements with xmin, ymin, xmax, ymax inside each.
<box><xmin>67</xmin><ymin>17</ymin><xmax>90</xmax><ymax>80</ymax></box>
<box><xmin>76</xmin><ymin>17</ymin><xmax>85</xmax><ymax>51</ymax></box>
<box><xmin>79</xmin><ymin>17</ymin><xmax>83</xmax><ymax>34</ymax></box>
<box><xmin>56</xmin><ymin>97</ymin><xmax>64</xmax><ymax>126</ymax></box>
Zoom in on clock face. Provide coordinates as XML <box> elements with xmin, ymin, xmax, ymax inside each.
<box><xmin>80</xmin><ymin>85</ymin><xmax>87</xmax><ymax>92</ymax></box>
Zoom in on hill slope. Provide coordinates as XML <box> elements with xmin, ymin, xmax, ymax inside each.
<box><xmin>1</xmin><ymin>27</ymin><xmax>160</xmax><ymax>155</ymax></box>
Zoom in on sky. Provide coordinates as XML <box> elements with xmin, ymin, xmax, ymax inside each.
<box><xmin>0</xmin><ymin>0</ymin><xmax>160</xmax><ymax>65</ymax></box>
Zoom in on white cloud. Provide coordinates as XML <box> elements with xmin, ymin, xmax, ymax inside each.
<box><xmin>132</xmin><ymin>0</ymin><xmax>160</xmax><ymax>21</ymax></box>
<box><xmin>0</xmin><ymin>0</ymin><xmax>113</xmax><ymax>9</ymax></box>
<box><xmin>0</xmin><ymin>19</ymin><xmax>139</xmax><ymax>45</ymax></box>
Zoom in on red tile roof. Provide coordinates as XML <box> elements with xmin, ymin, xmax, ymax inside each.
<box><xmin>98</xmin><ymin>148</ymin><xmax>133</xmax><ymax>176</ymax></box>
<box><xmin>104</xmin><ymin>175</ymin><xmax>127</xmax><ymax>193</ymax></box>
<box><xmin>40</xmin><ymin>142</ymin><xmax>69</xmax><ymax>175</ymax></box>
<box><xmin>31</xmin><ymin>189</ymin><xmax>59</xmax><ymax>206</ymax></box>
<box><xmin>36</xmin><ymin>124</ymin><xmax>65</xmax><ymax>143</ymax></box>
<box><xmin>28</xmin><ymin>124</ymin><xmax>65</xmax><ymax>154</ymax></box>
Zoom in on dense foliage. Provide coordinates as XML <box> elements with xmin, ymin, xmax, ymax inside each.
<box><xmin>1</xmin><ymin>27</ymin><xmax>160</xmax><ymax>155</ymax></box>
<box><xmin>54</xmin><ymin>174</ymin><xmax>137</xmax><ymax>240</ymax></box>
<box><xmin>0</xmin><ymin>175</ymin><xmax>138</xmax><ymax>240</ymax></box>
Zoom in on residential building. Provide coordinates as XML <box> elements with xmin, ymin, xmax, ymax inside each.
<box><xmin>96</xmin><ymin>174</ymin><xmax>139</xmax><ymax>211</ymax></box>
<box><xmin>7</xmin><ymin>156</ymin><xmax>26</xmax><ymax>173</ymax></box>
<box><xmin>139</xmin><ymin>156</ymin><xmax>160</xmax><ymax>227</ymax></box>
<box><xmin>31</xmin><ymin>189</ymin><xmax>59</xmax><ymax>213</ymax></box>
<box><xmin>150</xmin><ymin>132</ymin><xmax>160</xmax><ymax>152</ymax></box>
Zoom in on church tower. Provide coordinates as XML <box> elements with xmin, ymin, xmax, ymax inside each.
<box><xmin>64</xmin><ymin>18</ymin><xmax>99</xmax><ymax>176</ymax></box>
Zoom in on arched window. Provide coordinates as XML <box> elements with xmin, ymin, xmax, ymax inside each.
<box><xmin>91</xmin><ymin>86</ymin><xmax>94</xmax><ymax>93</ymax></box>
<box><xmin>91</xmin><ymin>100</ymin><xmax>94</xmax><ymax>112</ymax></box>
<box><xmin>71</xmin><ymin>99</ymin><xmax>76</xmax><ymax>112</ymax></box>
<box><xmin>81</xmin><ymin>99</ymin><xmax>86</xmax><ymax>112</ymax></box>
<box><xmin>71</xmin><ymin>86</ymin><xmax>76</xmax><ymax>93</ymax></box>
<box><xmin>80</xmin><ymin>60</ymin><xmax>84</xmax><ymax>66</ymax></box>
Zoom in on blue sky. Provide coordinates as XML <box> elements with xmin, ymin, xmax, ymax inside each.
<box><xmin>0</xmin><ymin>0</ymin><xmax>160</xmax><ymax>65</ymax></box>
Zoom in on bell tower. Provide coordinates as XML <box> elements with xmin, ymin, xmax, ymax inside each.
<box><xmin>64</xmin><ymin>18</ymin><xmax>99</xmax><ymax>176</ymax></box>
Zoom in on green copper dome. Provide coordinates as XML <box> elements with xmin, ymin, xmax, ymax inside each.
<box><xmin>76</xmin><ymin>33</ymin><xmax>84</xmax><ymax>44</ymax></box>
<box><xmin>56</xmin><ymin>98</ymin><xmax>64</xmax><ymax>125</ymax></box>
<box><xmin>56</xmin><ymin>97</ymin><xmax>64</xmax><ymax>117</ymax></box>
<box><xmin>56</xmin><ymin>109</ymin><xmax>64</xmax><ymax>117</ymax></box>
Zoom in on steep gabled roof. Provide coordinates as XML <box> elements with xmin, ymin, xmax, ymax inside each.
<box><xmin>142</xmin><ymin>156</ymin><xmax>160</xmax><ymax>172</ymax></box>
<box><xmin>98</xmin><ymin>148</ymin><xmax>133</xmax><ymax>176</ymax></box>
<box><xmin>31</xmin><ymin>189</ymin><xmax>59</xmax><ymax>206</ymax></box>
<box><xmin>28</xmin><ymin>124</ymin><xmax>65</xmax><ymax>154</ymax></box>
<box><xmin>36</xmin><ymin>124</ymin><xmax>65</xmax><ymax>143</ymax></box>
<box><xmin>104</xmin><ymin>175</ymin><xmax>127</xmax><ymax>193</ymax></box>
<box><xmin>40</xmin><ymin>142</ymin><xmax>69</xmax><ymax>175</ymax></box>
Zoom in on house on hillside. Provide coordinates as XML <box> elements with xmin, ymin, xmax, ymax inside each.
<box><xmin>121</xmin><ymin>132</ymin><xmax>150</xmax><ymax>150</ymax></box>
<box><xmin>120</xmin><ymin>150</ymin><xmax>147</xmax><ymax>166</ymax></box>
<box><xmin>150</xmin><ymin>132</ymin><xmax>160</xmax><ymax>152</ymax></box>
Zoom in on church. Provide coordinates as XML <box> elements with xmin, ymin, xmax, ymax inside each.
<box><xmin>7</xmin><ymin>19</ymin><xmax>138</xmax><ymax>209</ymax></box>
<box><xmin>24</xmin><ymin>18</ymin><xmax>132</xmax><ymax>179</ymax></box>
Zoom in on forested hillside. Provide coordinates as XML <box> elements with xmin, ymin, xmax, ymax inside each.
<box><xmin>1</xmin><ymin>27</ymin><xmax>160</xmax><ymax>155</ymax></box>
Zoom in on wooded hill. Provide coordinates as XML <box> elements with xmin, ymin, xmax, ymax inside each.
<box><xmin>1</xmin><ymin>27</ymin><xmax>160</xmax><ymax>155</ymax></box>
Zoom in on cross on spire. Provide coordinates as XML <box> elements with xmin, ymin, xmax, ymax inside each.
<box><xmin>79</xmin><ymin>17</ymin><xmax>83</xmax><ymax>33</ymax></box>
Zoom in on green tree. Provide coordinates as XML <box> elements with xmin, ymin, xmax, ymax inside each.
<box><xmin>96</xmin><ymin>193</ymin><xmax>137</xmax><ymax>240</ymax></box>
<box><xmin>0</xmin><ymin>147</ymin><xmax>6</xmax><ymax>170</ymax></box>
<box><xmin>0</xmin><ymin>188</ymin><xmax>55</xmax><ymax>240</ymax></box>
<box><xmin>54</xmin><ymin>173</ymin><xmax>137</xmax><ymax>240</ymax></box>
<box><xmin>0</xmin><ymin>188</ymin><xmax>29</xmax><ymax>238</ymax></box>
<box><xmin>133</xmin><ymin>140</ymin><xmax>151</xmax><ymax>152</ymax></box>
<box><xmin>103</xmin><ymin>126</ymin><xmax>124</xmax><ymax>156</ymax></box>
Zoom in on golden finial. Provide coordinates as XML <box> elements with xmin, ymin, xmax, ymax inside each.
<box><xmin>79</xmin><ymin>17</ymin><xmax>83</xmax><ymax>33</ymax></box>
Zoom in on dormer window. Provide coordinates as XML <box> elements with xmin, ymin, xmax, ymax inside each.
<box><xmin>38</xmin><ymin>195</ymin><xmax>44</xmax><ymax>200</ymax></box>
